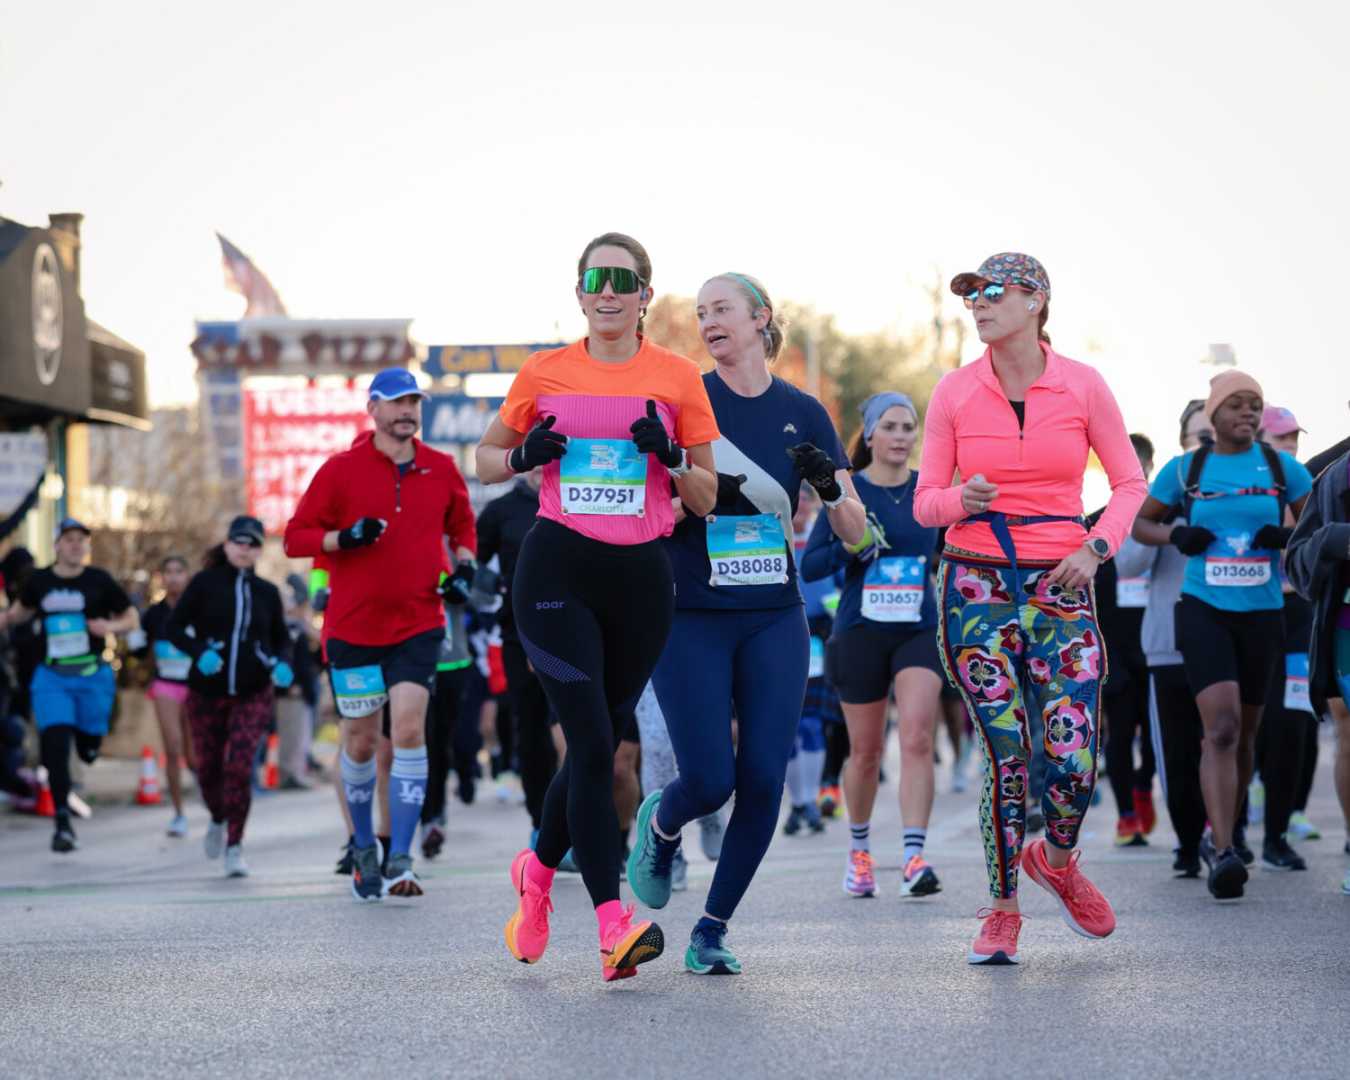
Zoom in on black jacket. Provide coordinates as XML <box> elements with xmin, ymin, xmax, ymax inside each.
<box><xmin>475</xmin><ymin>479</ymin><xmax>539</xmax><ymax>637</ymax></box>
<box><xmin>1286</xmin><ymin>450</ymin><xmax>1350</xmax><ymax>712</ymax></box>
<box><xmin>166</xmin><ymin>563</ymin><xmax>291</xmax><ymax>698</ymax></box>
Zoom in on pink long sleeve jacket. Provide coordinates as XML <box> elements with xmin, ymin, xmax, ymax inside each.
<box><xmin>914</xmin><ymin>343</ymin><xmax>1147</xmax><ymax>562</ymax></box>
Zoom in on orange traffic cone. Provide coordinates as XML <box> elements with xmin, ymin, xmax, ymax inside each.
<box><xmin>262</xmin><ymin>733</ymin><xmax>280</xmax><ymax>790</ymax></box>
<box><xmin>34</xmin><ymin>767</ymin><xmax>56</xmax><ymax>817</ymax></box>
<box><xmin>135</xmin><ymin>744</ymin><xmax>162</xmax><ymax>806</ymax></box>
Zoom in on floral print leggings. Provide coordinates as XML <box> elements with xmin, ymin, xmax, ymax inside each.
<box><xmin>937</xmin><ymin>550</ymin><xmax>1104</xmax><ymax>899</ymax></box>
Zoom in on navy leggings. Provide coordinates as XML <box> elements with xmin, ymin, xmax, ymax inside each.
<box><xmin>652</xmin><ymin>605</ymin><xmax>809</xmax><ymax>921</ymax></box>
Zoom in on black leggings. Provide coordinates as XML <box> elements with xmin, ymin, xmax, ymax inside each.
<box><xmin>423</xmin><ymin>667</ymin><xmax>472</xmax><ymax>824</ymax></box>
<box><xmin>1148</xmin><ymin>665</ymin><xmax>1207</xmax><ymax>852</ymax></box>
<box><xmin>502</xmin><ymin>635</ymin><xmax>556</xmax><ymax>829</ymax></box>
<box><xmin>513</xmin><ymin>519</ymin><xmax>674</xmax><ymax>907</ymax></box>
<box><xmin>1104</xmin><ymin>657</ymin><xmax>1156</xmax><ymax>814</ymax></box>
<box><xmin>39</xmin><ymin>725</ymin><xmax>102</xmax><ymax>821</ymax></box>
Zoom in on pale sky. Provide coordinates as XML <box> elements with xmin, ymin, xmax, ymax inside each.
<box><xmin>5</xmin><ymin>1</ymin><xmax>1349</xmax><ymax>466</ymax></box>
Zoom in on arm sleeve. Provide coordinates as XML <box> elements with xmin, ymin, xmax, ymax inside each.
<box><xmin>800</xmin><ymin>506</ymin><xmax>851</xmax><ymax>582</ymax></box>
<box><xmin>476</xmin><ymin>501</ymin><xmax>502</xmax><ymax>567</ymax></box>
<box><xmin>674</xmin><ymin>364</ymin><xmax>720</xmax><ymax>448</ymax></box>
<box><xmin>284</xmin><ymin>457</ymin><xmax>341</xmax><ymax>558</ymax></box>
<box><xmin>498</xmin><ymin>358</ymin><xmax>541</xmax><ymax>435</ymax></box>
<box><xmin>808</xmin><ymin>398</ymin><xmax>850</xmax><ymax>471</ymax></box>
<box><xmin>914</xmin><ymin>376</ymin><xmax>966</xmax><ymax>527</ymax></box>
<box><xmin>1074</xmin><ymin>372</ymin><xmax>1150</xmax><ymax>556</ymax></box>
<box><xmin>164</xmin><ymin>575</ymin><xmax>204</xmax><ymax>658</ymax></box>
<box><xmin>442</xmin><ymin>459</ymin><xmax>478</xmax><ymax>555</ymax></box>
<box><xmin>1082</xmin><ymin>371</ymin><xmax>1148</xmax><ymax>555</ymax></box>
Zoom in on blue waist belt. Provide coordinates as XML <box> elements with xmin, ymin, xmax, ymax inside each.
<box><xmin>964</xmin><ymin>511</ymin><xmax>1087</xmax><ymax>578</ymax></box>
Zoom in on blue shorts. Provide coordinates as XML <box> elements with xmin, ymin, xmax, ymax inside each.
<box><xmin>31</xmin><ymin>664</ymin><xmax>116</xmax><ymax>735</ymax></box>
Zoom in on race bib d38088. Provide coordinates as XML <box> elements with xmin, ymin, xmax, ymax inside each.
<box><xmin>706</xmin><ymin>514</ymin><xmax>789</xmax><ymax>587</ymax></box>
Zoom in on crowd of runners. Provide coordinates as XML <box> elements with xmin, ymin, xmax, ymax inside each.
<box><xmin>3</xmin><ymin>237</ymin><xmax>1349</xmax><ymax>977</ymax></box>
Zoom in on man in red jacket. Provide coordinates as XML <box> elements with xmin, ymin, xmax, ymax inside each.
<box><xmin>286</xmin><ymin>368</ymin><xmax>477</xmax><ymax>900</ymax></box>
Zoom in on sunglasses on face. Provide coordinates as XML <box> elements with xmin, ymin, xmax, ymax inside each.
<box><xmin>962</xmin><ymin>282</ymin><xmax>1033</xmax><ymax>308</ymax></box>
<box><xmin>580</xmin><ymin>266</ymin><xmax>645</xmax><ymax>295</ymax></box>
<box><xmin>229</xmin><ymin>537</ymin><xmax>262</xmax><ymax>548</ymax></box>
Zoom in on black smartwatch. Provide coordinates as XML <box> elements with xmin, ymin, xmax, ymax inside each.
<box><xmin>1087</xmin><ymin>538</ymin><xmax>1110</xmax><ymax>560</ymax></box>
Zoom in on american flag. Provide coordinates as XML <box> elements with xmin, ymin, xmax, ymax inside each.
<box><xmin>217</xmin><ymin>233</ymin><xmax>288</xmax><ymax>318</ymax></box>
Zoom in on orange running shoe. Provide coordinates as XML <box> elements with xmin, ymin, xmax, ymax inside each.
<box><xmin>504</xmin><ymin>850</ymin><xmax>553</xmax><ymax>964</ymax></box>
<box><xmin>1133</xmin><ymin>788</ymin><xmax>1157</xmax><ymax>836</ymax></box>
<box><xmin>1114</xmin><ymin>814</ymin><xmax>1147</xmax><ymax>848</ymax></box>
<box><xmin>968</xmin><ymin>908</ymin><xmax>1023</xmax><ymax>965</ymax></box>
<box><xmin>1022</xmin><ymin>838</ymin><xmax>1116</xmax><ymax>939</ymax></box>
<box><xmin>599</xmin><ymin>904</ymin><xmax>664</xmax><ymax>982</ymax></box>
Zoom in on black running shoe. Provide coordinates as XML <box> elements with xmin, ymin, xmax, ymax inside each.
<box><xmin>1232</xmin><ymin>824</ymin><xmax>1255</xmax><ymax>866</ymax></box>
<box><xmin>1172</xmin><ymin>847</ymin><xmax>1201</xmax><ymax>878</ymax></box>
<box><xmin>783</xmin><ymin>806</ymin><xmax>805</xmax><ymax>836</ymax></box>
<box><xmin>1207</xmin><ymin>847</ymin><xmax>1248</xmax><ymax>899</ymax></box>
<box><xmin>52</xmin><ymin>823</ymin><xmax>78</xmax><ymax>853</ymax></box>
<box><xmin>335</xmin><ymin>836</ymin><xmax>355</xmax><ymax>875</ymax></box>
<box><xmin>1261</xmin><ymin>837</ymin><xmax>1307</xmax><ymax>872</ymax></box>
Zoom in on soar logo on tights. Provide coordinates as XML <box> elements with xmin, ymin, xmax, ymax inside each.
<box><xmin>535</xmin><ymin>601</ymin><xmax>565</xmax><ymax>610</ymax></box>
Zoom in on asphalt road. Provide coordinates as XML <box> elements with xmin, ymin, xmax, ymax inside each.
<box><xmin>3</xmin><ymin>738</ymin><xmax>1349</xmax><ymax>1079</ymax></box>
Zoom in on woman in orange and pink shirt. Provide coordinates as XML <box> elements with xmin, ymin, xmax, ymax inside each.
<box><xmin>914</xmin><ymin>252</ymin><xmax>1147</xmax><ymax>966</ymax></box>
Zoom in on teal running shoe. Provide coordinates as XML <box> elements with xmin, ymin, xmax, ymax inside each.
<box><xmin>626</xmin><ymin>790</ymin><xmax>679</xmax><ymax>910</ymax></box>
<box><xmin>685</xmin><ymin>919</ymin><xmax>741</xmax><ymax>975</ymax></box>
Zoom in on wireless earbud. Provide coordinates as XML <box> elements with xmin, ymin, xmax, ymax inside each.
<box><xmin>1027</xmin><ymin>302</ymin><xmax>1036</xmax><ymax>312</ymax></box>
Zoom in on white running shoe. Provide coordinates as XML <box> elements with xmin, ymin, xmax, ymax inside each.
<box><xmin>224</xmin><ymin>845</ymin><xmax>249</xmax><ymax>878</ymax></box>
<box><xmin>204</xmin><ymin>821</ymin><xmax>225</xmax><ymax>859</ymax></box>
<box><xmin>167</xmin><ymin>814</ymin><xmax>189</xmax><ymax>838</ymax></box>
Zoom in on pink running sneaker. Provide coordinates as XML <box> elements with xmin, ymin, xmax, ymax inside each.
<box><xmin>504</xmin><ymin>850</ymin><xmax>553</xmax><ymax>964</ymax></box>
<box><xmin>900</xmin><ymin>854</ymin><xmax>942</xmax><ymax>898</ymax></box>
<box><xmin>599</xmin><ymin>904</ymin><xmax>664</xmax><ymax>982</ymax></box>
<box><xmin>842</xmin><ymin>850</ymin><xmax>878</xmax><ymax>897</ymax></box>
<box><xmin>968</xmin><ymin>908</ymin><xmax>1023</xmax><ymax>965</ymax></box>
<box><xmin>1022</xmin><ymin>838</ymin><xmax>1116</xmax><ymax>939</ymax></box>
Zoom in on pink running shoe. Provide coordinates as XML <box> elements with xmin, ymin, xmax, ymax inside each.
<box><xmin>504</xmin><ymin>850</ymin><xmax>553</xmax><ymax>964</ymax></box>
<box><xmin>599</xmin><ymin>904</ymin><xmax>664</xmax><ymax>982</ymax></box>
<box><xmin>842</xmin><ymin>850</ymin><xmax>878</xmax><ymax>897</ymax></box>
<box><xmin>968</xmin><ymin>908</ymin><xmax>1023</xmax><ymax>965</ymax></box>
<box><xmin>1022</xmin><ymin>838</ymin><xmax>1116</xmax><ymax>939</ymax></box>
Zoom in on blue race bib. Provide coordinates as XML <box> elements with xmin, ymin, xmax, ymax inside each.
<box><xmin>44</xmin><ymin>613</ymin><xmax>92</xmax><ymax>663</ymax></box>
<box><xmin>809</xmin><ymin>635</ymin><xmax>825</xmax><ymax>679</ymax></box>
<box><xmin>706</xmin><ymin>513</ymin><xmax>789</xmax><ymax>586</ymax></box>
<box><xmin>153</xmin><ymin>639</ymin><xmax>193</xmax><ymax>681</ymax></box>
<box><xmin>559</xmin><ymin>438</ymin><xmax>647</xmax><ymax>517</ymax></box>
<box><xmin>331</xmin><ymin>664</ymin><xmax>389</xmax><ymax>719</ymax></box>
<box><xmin>1284</xmin><ymin>652</ymin><xmax>1312</xmax><ymax>714</ymax></box>
<box><xmin>862</xmin><ymin>556</ymin><xmax>926</xmax><ymax>623</ymax></box>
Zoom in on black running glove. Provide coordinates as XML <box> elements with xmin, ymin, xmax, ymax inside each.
<box><xmin>787</xmin><ymin>443</ymin><xmax>843</xmax><ymax>503</ymax></box>
<box><xmin>715</xmin><ymin>473</ymin><xmax>748</xmax><ymax>509</ymax></box>
<box><xmin>630</xmin><ymin>400</ymin><xmax>683</xmax><ymax>468</ymax></box>
<box><xmin>509</xmin><ymin>415</ymin><xmax>568</xmax><ymax>473</ymax></box>
<box><xmin>438</xmin><ymin>561</ymin><xmax>477</xmax><ymax>605</ymax></box>
<box><xmin>1253</xmin><ymin>524</ymin><xmax>1293</xmax><ymax>551</ymax></box>
<box><xmin>338</xmin><ymin>517</ymin><xmax>386</xmax><ymax>550</ymax></box>
<box><xmin>1169</xmin><ymin>525</ymin><xmax>1217</xmax><ymax>556</ymax></box>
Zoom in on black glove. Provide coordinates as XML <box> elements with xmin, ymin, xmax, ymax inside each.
<box><xmin>786</xmin><ymin>443</ymin><xmax>843</xmax><ymax>503</ymax></box>
<box><xmin>338</xmin><ymin>517</ymin><xmax>386</xmax><ymax>550</ymax></box>
<box><xmin>509</xmin><ymin>415</ymin><xmax>568</xmax><ymax>472</ymax></box>
<box><xmin>311</xmin><ymin>588</ymin><xmax>329</xmax><ymax>613</ymax></box>
<box><xmin>630</xmin><ymin>400</ymin><xmax>683</xmax><ymax>468</ymax></box>
<box><xmin>1169</xmin><ymin>525</ymin><xmax>1217</xmax><ymax>556</ymax></box>
<box><xmin>438</xmin><ymin>561</ymin><xmax>477</xmax><ymax>606</ymax></box>
<box><xmin>1253</xmin><ymin>524</ymin><xmax>1293</xmax><ymax>550</ymax></box>
<box><xmin>715</xmin><ymin>473</ymin><xmax>748</xmax><ymax>509</ymax></box>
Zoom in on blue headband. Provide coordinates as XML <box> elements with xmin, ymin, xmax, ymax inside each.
<box><xmin>727</xmin><ymin>273</ymin><xmax>767</xmax><ymax>310</ymax></box>
<box><xmin>860</xmin><ymin>392</ymin><xmax>917</xmax><ymax>441</ymax></box>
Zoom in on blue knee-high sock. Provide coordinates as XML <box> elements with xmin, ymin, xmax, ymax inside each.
<box><xmin>390</xmin><ymin>746</ymin><xmax>428</xmax><ymax>857</ymax></box>
<box><xmin>341</xmin><ymin>751</ymin><xmax>377</xmax><ymax>849</ymax></box>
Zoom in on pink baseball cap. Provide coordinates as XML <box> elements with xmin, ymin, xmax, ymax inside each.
<box><xmin>1261</xmin><ymin>405</ymin><xmax>1304</xmax><ymax>436</ymax></box>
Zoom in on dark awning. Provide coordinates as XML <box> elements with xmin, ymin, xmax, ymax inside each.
<box><xmin>87</xmin><ymin>319</ymin><xmax>149</xmax><ymax>430</ymax></box>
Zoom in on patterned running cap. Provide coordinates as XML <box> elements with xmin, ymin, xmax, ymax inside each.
<box><xmin>950</xmin><ymin>252</ymin><xmax>1051</xmax><ymax>299</ymax></box>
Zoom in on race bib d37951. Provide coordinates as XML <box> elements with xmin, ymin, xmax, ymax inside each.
<box><xmin>559</xmin><ymin>439</ymin><xmax>647</xmax><ymax>517</ymax></box>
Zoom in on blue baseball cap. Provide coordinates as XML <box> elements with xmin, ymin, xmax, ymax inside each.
<box><xmin>54</xmin><ymin>517</ymin><xmax>91</xmax><ymax>540</ymax></box>
<box><xmin>368</xmin><ymin>368</ymin><xmax>429</xmax><ymax>402</ymax></box>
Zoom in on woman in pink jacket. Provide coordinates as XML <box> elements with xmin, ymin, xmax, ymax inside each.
<box><xmin>915</xmin><ymin>252</ymin><xmax>1147</xmax><ymax>966</ymax></box>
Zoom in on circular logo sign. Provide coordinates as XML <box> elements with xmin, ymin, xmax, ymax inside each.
<box><xmin>32</xmin><ymin>242</ymin><xmax>63</xmax><ymax>387</ymax></box>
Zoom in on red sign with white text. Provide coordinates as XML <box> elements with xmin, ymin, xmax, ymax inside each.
<box><xmin>244</xmin><ymin>385</ymin><xmax>373</xmax><ymax>534</ymax></box>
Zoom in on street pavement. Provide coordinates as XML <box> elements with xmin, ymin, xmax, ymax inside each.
<box><xmin>3</xmin><ymin>736</ymin><xmax>1349</xmax><ymax>1080</ymax></box>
